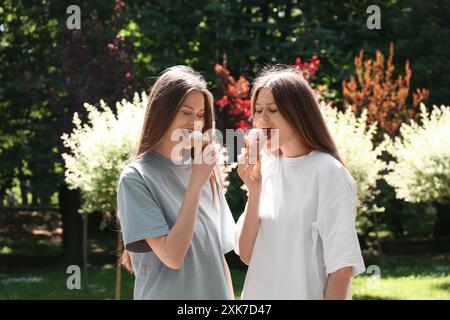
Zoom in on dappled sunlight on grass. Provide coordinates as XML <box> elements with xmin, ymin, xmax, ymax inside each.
<box><xmin>352</xmin><ymin>274</ymin><xmax>450</xmax><ymax>300</ymax></box>
<box><xmin>0</xmin><ymin>265</ymin><xmax>134</xmax><ymax>300</ymax></box>
<box><xmin>0</xmin><ymin>254</ymin><xmax>448</xmax><ymax>300</ymax></box>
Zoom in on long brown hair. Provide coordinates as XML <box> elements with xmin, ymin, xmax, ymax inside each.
<box><xmin>120</xmin><ymin>65</ymin><xmax>222</xmax><ymax>273</ymax></box>
<box><xmin>251</xmin><ymin>65</ymin><xmax>347</xmax><ymax>168</ymax></box>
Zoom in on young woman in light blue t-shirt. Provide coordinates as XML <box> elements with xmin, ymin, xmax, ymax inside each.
<box><xmin>117</xmin><ymin>66</ymin><xmax>236</xmax><ymax>300</ymax></box>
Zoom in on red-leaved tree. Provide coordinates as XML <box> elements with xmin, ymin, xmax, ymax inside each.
<box><xmin>342</xmin><ymin>42</ymin><xmax>429</xmax><ymax>139</ymax></box>
<box><xmin>214</xmin><ymin>55</ymin><xmax>320</xmax><ymax>131</ymax></box>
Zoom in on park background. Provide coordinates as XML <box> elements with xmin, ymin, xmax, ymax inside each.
<box><xmin>0</xmin><ymin>0</ymin><xmax>449</xmax><ymax>299</ymax></box>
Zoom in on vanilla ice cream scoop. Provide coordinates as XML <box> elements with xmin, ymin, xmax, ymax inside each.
<box><xmin>248</xmin><ymin>128</ymin><xmax>260</xmax><ymax>140</ymax></box>
<box><xmin>189</xmin><ymin>130</ymin><xmax>205</xmax><ymax>149</ymax></box>
<box><xmin>189</xmin><ymin>130</ymin><xmax>203</xmax><ymax>139</ymax></box>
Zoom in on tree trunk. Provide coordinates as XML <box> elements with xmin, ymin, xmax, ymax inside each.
<box><xmin>19</xmin><ymin>178</ymin><xmax>28</xmax><ymax>205</ymax></box>
<box><xmin>59</xmin><ymin>184</ymin><xmax>83</xmax><ymax>266</ymax></box>
<box><xmin>82</xmin><ymin>214</ymin><xmax>89</xmax><ymax>292</ymax></box>
<box><xmin>115</xmin><ymin>230</ymin><xmax>123</xmax><ymax>300</ymax></box>
<box><xmin>32</xmin><ymin>193</ymin><xmax>38</xmax><ymax>205</ymax></box>
<box><xmin>433</xmin><ymin>202</ymin><xmax>450</xmax><ymax>238</ymax></box>
<box><xmin>373</xmin><ymin>209</ymin><xmax>384</xmax><ymax>266</ymax></box>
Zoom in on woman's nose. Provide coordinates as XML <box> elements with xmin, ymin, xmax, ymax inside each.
<box><xmin>192</xmin><ymin>117</ymin><xmax>203</xmax><ymax>129</ymax></box>
<box><xmin>260</xmin><ymin>109</ymin><xmax>270</xmax><ymax>120</ymax></box>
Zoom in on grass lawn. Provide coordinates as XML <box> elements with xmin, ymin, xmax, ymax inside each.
<box><xmin>351</xmin><ymin>254</ymin><xmax>450</xmax><ymax>300</ymax></box>
<box><xmin>0</xmin><ymin>254</ymin><xmax>448</xmax><ymax>300</ymax></box>
<box><xmin>0</xmin><ymin>236</ymin><xmax>62</xmax><ymax>256</ymax></box>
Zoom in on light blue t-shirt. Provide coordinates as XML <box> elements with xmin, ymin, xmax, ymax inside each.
<box><xmin>117</xmin><ymin>151</ymin><xmax>236</xmax><ymax>300</ymax></box>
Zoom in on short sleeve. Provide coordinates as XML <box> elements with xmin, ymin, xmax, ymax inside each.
<box><xmin>313</xmin><ymin>193</ymin><xmax>366</xmax><ymax>277</ymax></box>
<box><xmin>117</xmin><ymin>170</ymin><xmax>169</xmax><ymax>253</ymax></box>
<box><xmin>218</xmin><ymin>187</ymin><xmax>237</xmax><ymax>254</ymax></box>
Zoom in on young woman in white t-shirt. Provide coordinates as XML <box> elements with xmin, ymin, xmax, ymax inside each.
<box><xmin>235</xmin><ymin>66</ymin><xmax>366</xmax><ymax>300</ymax></box>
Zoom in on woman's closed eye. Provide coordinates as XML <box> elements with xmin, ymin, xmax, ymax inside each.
<box><xmin>255</xmin><ymin>108</ymin><xmax>278</xmax><ymax>113</ymax></box>
<box><xmin>181</xmin><ymin>110</ymin><xmax>204</xmax><ymax>117</ymax></box>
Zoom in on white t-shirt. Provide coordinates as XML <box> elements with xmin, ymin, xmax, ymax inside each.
<box><xmin>235</xmin><ymin>150</ymin><xmax>366</xmax><ymax>299</ymax></box>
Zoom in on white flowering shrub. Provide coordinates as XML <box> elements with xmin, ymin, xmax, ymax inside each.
<box><xmin>385</xmin><ymin>104</ymin><xmax>450</xmax><ymax>204</ymax></box>
<box><xmin>61</xmin><ymin>92</ymin><xmax>147</xmax><ymax>217</ymax></box>
<box><xmin>320</xmin><ymin>102</ymin><xmax>387</xmax><ymax>227</ymax></box>
<box><xmin>216</xmin><ymin>145</ymin><xmax>237</xmax><ymax>194</ymax></box>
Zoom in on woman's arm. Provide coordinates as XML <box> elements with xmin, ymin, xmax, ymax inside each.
<box><xmin>146</xmin><ymin>142</ymin><xmax>217</xmax><ymax>270</ymax></box>
<box><xmin>146</xmin><ymin>184</ymin><xmax>202</xmax><ymax>270</ymax></box>
<box><xmin>236</xmin><ymin>138</ymin><xmax>262</xmax><ymax>265</ymax></box>
<box><xmin>324</xmin><ymin>266</ymin><xmax>354</xmax><ymax>299</ymax></box>
<box><xmin>237</xmin><ymin>191</ymin><xmax>261</xmax><ymax>265</ymax></box>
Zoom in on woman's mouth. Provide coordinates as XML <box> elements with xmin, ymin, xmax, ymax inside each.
<box><xmin>263</xmin><ymin>128</ymin><xmax>274</xmax><ymax>140</ymax></box>
<box><xmin>249</xmin><ymin>128</ymin><xmax>275</xmax><ymax>139</ymax></box>
<box><xmin>181</xmin><ymin>128</ymin><xmax>194</xmax><ymax>138</ymax></box>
